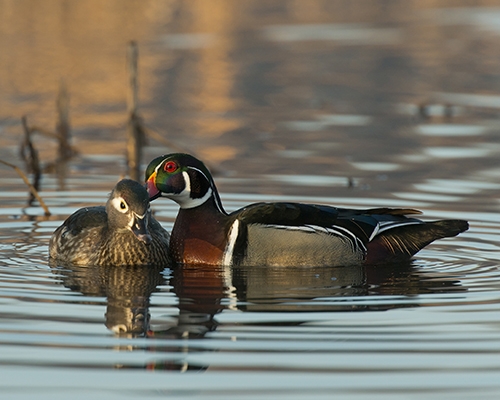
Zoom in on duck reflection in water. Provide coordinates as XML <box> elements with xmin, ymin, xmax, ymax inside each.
<box><xmin>51</xmin><ymin>258</ymin><xmax>465</xmax><ymax>371</ymax></box>
<box><xmin>149</xmin><ymin>260</ymin><xmax>466</xmax><ymax>336</ymax></box>
<box><xmin>51</xmin><ymin>263</ymin><xmax>166</xmax><ymax>336</ymax></box>
<box><xmin>142</xmin><ymin>259</ymin><xmax>467</xmax><ymax>372</ymax></box>
<box><xmin>50</xmin><ymin>258</ymin><xmax>464</xmax><ymax>338</ymax></box>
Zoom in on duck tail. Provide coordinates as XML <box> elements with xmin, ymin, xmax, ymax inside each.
<box><xmin>366</xmin><ymin>219</ymin><xmax>469</xmax><ymax>264</ymax></box>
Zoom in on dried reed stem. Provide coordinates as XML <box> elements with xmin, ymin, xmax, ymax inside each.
<box><xmin>0</xmin><ymin>159</ymin><xmax>51</xmax><ymax>216</ymax></box>
<box><xmin>126</xmin><ymin>41</ymin><xmax>145</xmax><ymax>181</ymax></box>
<box><xmin>20</xmin><ymin>116</ymin><xmax>42</xmax><ymax>206</ymax></box>
<box><xmin>56</xmin><ymin>79</ymin><xmax>73</xmax><ymax>160</ymax></box>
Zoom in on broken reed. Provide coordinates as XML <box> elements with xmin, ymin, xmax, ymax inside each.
<box><xmin>5</xmin><ymin>41</ymin><xmax>207</xmax><ymax>217</ymax></box>
<box><xmin>0</xmin><ymin>159</ymin><xmax>51</xmax><ymax>216</ymax></box>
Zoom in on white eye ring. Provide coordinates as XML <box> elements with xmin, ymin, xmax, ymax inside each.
<box><xmin>111</xmin><ymin>197</ymin><xmax>129</xmax><ymax>213</ymax></box>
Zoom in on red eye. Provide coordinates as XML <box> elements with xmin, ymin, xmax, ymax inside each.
<box><xmin>164</xmin><ymin>161</ymin><xmax>178</xmax><ymax>173</ymax></box>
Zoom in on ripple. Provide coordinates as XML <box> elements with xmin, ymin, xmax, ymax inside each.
<box><xmin>413</xmin><ymin>179</ymin><xmax>500</xmax><ymax>194</ymax></box>
<box><xmin>266</xmin><ymin>174</ymin><xmax>348</xmax><ymax>186</ymax></box>
<box><xmin>263</xmin><ymin>23</ymin><xmax>401</xmax><ymax>44</ymax></box>
<box><xmin>416</xmin><ymin>124</ymin><xmax>488</xmax><ymax>136</ymax></box>
<box><xmin>0</xmin><ymin>165</ymin><xmax>499</xmax><ymax>400</ymax></box>
<box><xmin>393</xmin><ymin>191</ymin><xmax>463</xmax><ymax>202</ymax></box>
<box><xmin>350</xmin><ymin>162</ymin><xmax>401</xmax><ymax>171</ymax></box>
<box><xmin>424</xmin><ymin>146</ymin><xmax>492</xmax><ymax>158</ymax></box>
<box><xmin>283</xmin><ymin>114</ymin><xmax>372</xmax><ymax>131</ymax></box>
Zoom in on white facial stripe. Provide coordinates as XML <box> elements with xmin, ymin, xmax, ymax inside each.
<box><xmin>156</xmin><ymin>160</ymin><xmax>165</xmax><ymax>174</ymax></box>
<box><xmin>150</xmin><ymin>160</ymin><xmax>167</xmax><ymax>199</ymax></box>
<box><xmin>171</xmin><ymin>170</ymin><xmax>212</xmax><ymax>209</ymax></box>
<box><xmin>187</xmin><ymin>166</ymin><xmax>224</xmax><ymax>213</ymax></box>
<box><xmin>158</xmin><ymin>163</ymin><xmax>217</xmax><ymax>210</ymax></box>
<box><xmin>187</xmin><ymin>166</ymin><xmax>210</xmax><ymax>182</ymax></box>
<box><xmin>223</xmin><ymin>219</ymin><xmax>240</xmax><ymax>266</ymax></box>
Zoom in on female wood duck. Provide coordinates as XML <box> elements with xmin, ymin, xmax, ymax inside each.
<box><xmin>49</xmin><ymin>179</ymin><xmax>170</xmax><ymax>267</ymax></box>
<box><xmin>145</xmin><ymin>153</ymin><xmax>468</xmax><ymax>267</ymax></box>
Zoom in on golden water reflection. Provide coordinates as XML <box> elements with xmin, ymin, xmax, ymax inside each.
<box><xmin>1</xmin><ymin>1</ymin><xmax>499</xmax><ymax>214</ymax></box>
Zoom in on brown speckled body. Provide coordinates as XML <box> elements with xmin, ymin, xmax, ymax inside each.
<box><xmin>49</xmin><ymin>206</ymin><xmax>170</xmax><ymax>266</ymax></box>
<box><xmin>49</xmin><ymin>180</ymin><xmax>171</xmax><ymax>267</ymax></box>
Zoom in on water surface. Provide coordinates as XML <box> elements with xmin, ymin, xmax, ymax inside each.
<box><xmin>1</xmin><ymin>1</ymin><xmax>500</xmax><ymax>399</ymax></box>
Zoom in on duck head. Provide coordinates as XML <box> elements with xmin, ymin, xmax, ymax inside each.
<box><xmin>145</xmin><ymin>153</ymin><xmax>220</xmax><ymax>210</ymax></box>
<box><xmin>107</xmin><ymin>179</ymin><xmax>152</xmax><ymax>244</ymax></box>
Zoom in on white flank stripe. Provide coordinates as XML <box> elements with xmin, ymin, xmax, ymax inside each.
<box><xmin>264</xmin><ymin>223</ymin><xmax>366</xmax><ymax>252</ymax></box>
<box><xmin>326</xmin><ymin>225</ymin><xmax>357</xmax><ymax>241</ymax></box>
<box><xmin>325</xmin><ymin>225</ymin><xmax>367</xmax><ymax>252</ymax></box>
<box><xmin>265</xmin><ymin>224</ymin><xmax>316</xmax><ymax>233</ymax></box>
<box><xmin>368</xmin><ymin>225</ymin><xmax>380</xmax><ymax>242</ymax></box>
<box><xmin>223</xmin><ymin>220</ymin><xmax>240</xmax><ymax>266</ymax></box>
<box><xmin>307</xmin><ymin>225</ymin><xmax>330</xmax><ymax>234</ymax></box>
<box><xmin>376</xmin><ymin>221</ymin><xmax>422</xmax><ymax>235</ymax></box>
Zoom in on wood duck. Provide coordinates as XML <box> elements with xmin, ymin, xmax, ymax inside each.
<box><xmin>145</xmin><ymin>153</ymin><xmax>468</xmax><ymax>267</ymax></box>
<box><xmin>49</xmin><ymin>179</ymin><xmax>170</xmax><ymax>267</ymax></box>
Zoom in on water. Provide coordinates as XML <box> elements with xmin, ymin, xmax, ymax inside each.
<box><xmin>1</xmin><ymin>190</ymin><xmax>499</xmax><ymax>399</ymax></box>
<box><xmin>1</xmin><ymin>1</ymin><xmax>500</xmax><ymax>399</ymax></box>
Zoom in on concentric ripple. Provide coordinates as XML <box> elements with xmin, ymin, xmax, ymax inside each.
<box><xmin>0</xmin><ymin>189</ymin><xmax>498</xmax><ymax>399</ymax></box>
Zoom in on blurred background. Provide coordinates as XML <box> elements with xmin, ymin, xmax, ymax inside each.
<box><xmin>1</xmin><ymin>0</ymin><xmax>500</xmax><ymax>211</ymax></box>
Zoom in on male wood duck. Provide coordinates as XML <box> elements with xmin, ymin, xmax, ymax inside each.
<box><xmin>49</xmin><ymin>179</ymin><xmax>170</xmax><ymax>267</ymax></box>
<box><xmin>145</xmin><ymin>153</ymin><xmax>468</xmax><ymax>267</ymax></box>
